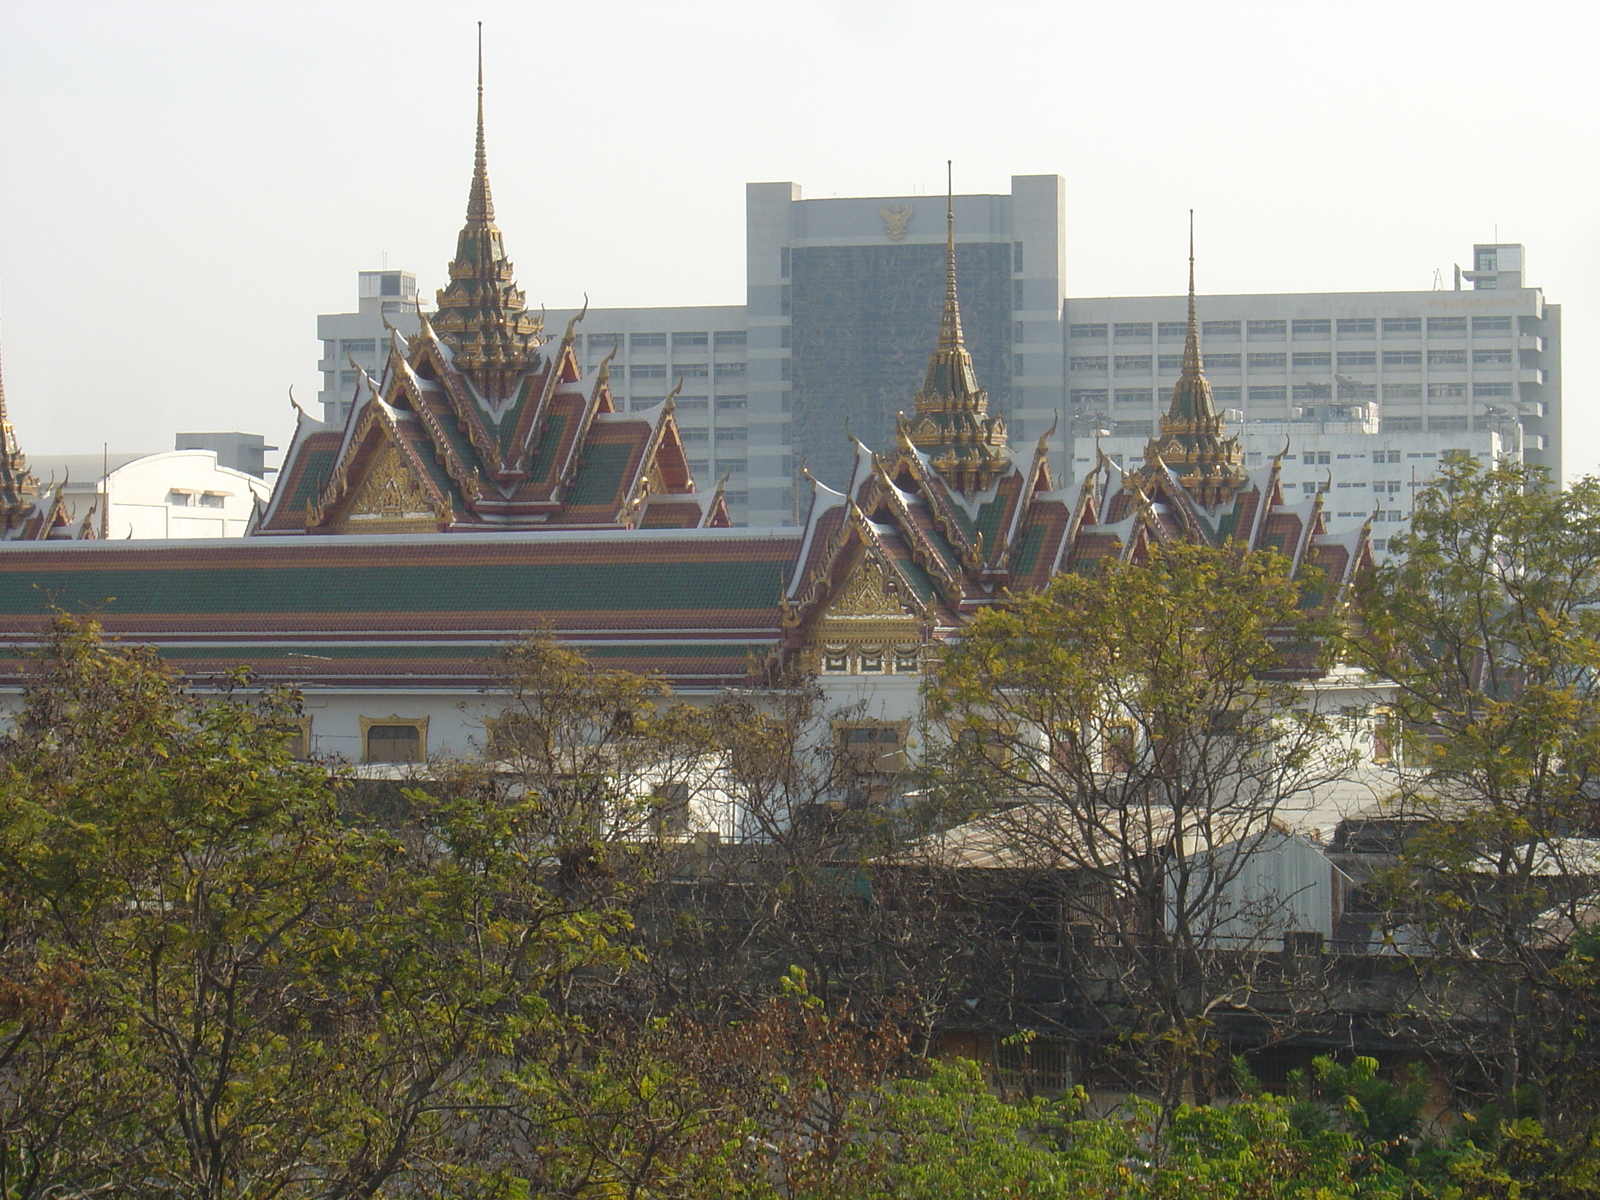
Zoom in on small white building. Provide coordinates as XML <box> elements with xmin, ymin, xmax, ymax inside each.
<box><xmin>29</xmin><ymin>448</ymin><xmax>272</xmax><ymax>539</ymax></box>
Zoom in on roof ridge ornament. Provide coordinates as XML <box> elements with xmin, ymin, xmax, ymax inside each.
<box><xmin>0</xmin><ymin>313</ymin><xmax>40</xmax><ymax>530</ymax></box>
<box><xmin>429</xmin><ymin>21</ymin><xmax>545</xmax><ymax>401</ymax></box>
<box><xmin>901</xmin><ymin>162</ymin><xmax>1010</xmax><ymax>498</ymax></box>
<box><xmin>938</xmin><ymin>160</ymin><xmax>964</xmax><ymax>352</ymax></box>
<box><xmin>1140</xmin><ymin>211</ymin><xmax>1247</xmax><ymax>510</ymax></box>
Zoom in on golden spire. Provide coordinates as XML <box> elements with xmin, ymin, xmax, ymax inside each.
<box><xmin>902</xmin><ymin>163</ymin><xmax>1010</xmax><ymax>497</ymax></box>
<box><xmin>938</xmin><ymin>160</ymin><xmax>964</xmax><ymax>351</ymax></box>
<box><xmin>1181</xmin><ymin>209</ymin><xmax>1202</xmax><ymax>378</ymax></box>
<box><xmin>431</xmin><ymin>21</ymin><xmax>544</xmax><ymax>402</ymax></box>
<box><xmin>1143</xmin><ymin>212</ymin><xmax>1246</xmax><ymax>509</ymax></box>
<box><xmin>467</xmin><ymin>21</ymin><xmax>493</xmax><ymax>225</ymax></box>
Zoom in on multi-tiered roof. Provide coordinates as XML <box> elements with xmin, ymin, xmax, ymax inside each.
<box><xmin>779</xmin><ymin>218</ymin><xmax>1373</xmax><ymax>675</ymax></box>
<box><xmin>0</xmin><ymin>202</ymin><xmax>1371</xmax><ymax>697</ymax></box>
<box><xmin>255</xmin><ymin>45</ymin><xmax>723</xmax><ymax>536</ymax></box>
<box><xmin>899</xmin><ymin>168</ymin><xmax>1011</xmax><ymax>497</ymax></box>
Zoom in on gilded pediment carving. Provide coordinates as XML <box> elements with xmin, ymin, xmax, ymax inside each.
<box><xmin>330</xmin><ymin>441</ymin><xmax>441</xmax><ymax>532</ymax></box>
<box><xmin>826</xmin><ymin>555</ymin><xmax>916</xmax><ymax>620</ymax></box>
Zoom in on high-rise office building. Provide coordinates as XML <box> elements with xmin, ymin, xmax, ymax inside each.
<box><xmin>1063</xmin><ymin>243</ymin><xmax>1558</xmax><ymax>481</ymax></box>
<box><xmin>743</xmin><ymin>177</ymin><xmax>1066</xmax><ymax>527</ymax></box>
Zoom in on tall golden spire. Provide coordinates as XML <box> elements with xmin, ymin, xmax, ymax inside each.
<box><xmin>467</xmin><ymin>22</ymin><xmax>493</xmax><ymax>225</ymax></box>
<box><xmin>937</xmin><ymin>160</ymin><xmax>965</xmax><ymax>352</ymax></box>
<box><xmin>432</xmin><ymin>21</ymin><xmax>544</xmax><ymax>402</ymax></box>
<box><xmin>1143</xmin><ymin>212</ymin><xmax>1246</xmax><ymax>508</ymax></box>
<box><xmin>900</xmin><ymin>163</ymin><xmax>1010</xmax><ymax>497</ymax></box>
<box><xmin>1181</xmin><ymin>210</ymin><xmax>1203</xmax><ymax>379</ymax></box>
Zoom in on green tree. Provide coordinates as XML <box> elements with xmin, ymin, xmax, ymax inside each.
<box><xmin>1352</xmin><ymin>457</ymin><xmax>1600</xmax><ymax>1118</ymax></box>
<box><xmin>792</xmin><ymin>1056</ymin><xmax>1407</xmax><ymax>1200</ymax></box>
<box><xmin>0</xmin><ymin>616</ymin><xmax>634</xmax><ymax>1198</ymax></box>
<box><xmin>926</xmin><ymin>541</ymin><xmax>1354</xmax><ymax>1107</ymax></box>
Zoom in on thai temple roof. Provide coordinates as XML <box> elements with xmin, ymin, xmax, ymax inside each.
<box><xmin>778</xmin><ymin>213</ymin><xmax>1374</xmax><ymax>676</ymax></box>
<box><xmin>1141</xmin><ymin>214</ymin><xmax>1250</xmax><ymax>509</ymax></box>
<box><xmin>898</xmin><ymin>165</ymin><xmax>1011</xmax><ymax>498</ymax></box>
<box><xmin>0</xmin><ymin>114</ymin><xmax>1374</xmax><ymax>690</ymax></box>
<box><xmin>254</xmin><ymin>35</ymin><xmax>723</xmax><ymax>537</ymax></box>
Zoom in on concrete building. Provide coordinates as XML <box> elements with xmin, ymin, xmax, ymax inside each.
<box><xmin>1063</xmin><ymin>243</ymin><xmax>1558</xmax><ymax>483</ymax></box>
<box><xmin>29</xmin><ymin>444</ymin><xmax>272</xmax><ymax>539</ymax></box>
<box><xmin>742</xmin><ymin>176</ymin><xmax>1067</xmax><ymax>527</ymax></box>
<box><xmin>175</xmin><ymin>431</ymin><xmax>276</xmax><ymax>479</ymax></box>
<box><xmin>317</xmin><ymin>270</ymin><xmax>422</xmax><ymax>425</ymax></box>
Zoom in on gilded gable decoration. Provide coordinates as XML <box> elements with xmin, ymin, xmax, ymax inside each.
<box><xmin>805</xmin><ymin>551</ymin><xmax>925</xmax><ymax>676</ymax></box>
<box><xmin>827</xmin><ymin>553</ymin><xmax>916</xmax><ymax>619</ymax></box>
<box><xmin>329</xmin><ymin>441</ymin><xmax>443</xmax><ymax>533</ymax></box>
<box><xmin>350</xmin><ymin>444</ymin><xmax>436</xmax><ymax>518</ymax></box>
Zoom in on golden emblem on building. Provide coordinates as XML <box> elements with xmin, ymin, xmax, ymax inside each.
<box><xmin>879</xmin><ymin>205</ymin><xmax>913</xmax><ymax>241</ymax></box>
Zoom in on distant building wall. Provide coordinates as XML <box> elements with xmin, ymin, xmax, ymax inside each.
<box><xmin>30</xmin><ymin>449</ymin><xmax>271</xmax><ymax>539</ymax></box>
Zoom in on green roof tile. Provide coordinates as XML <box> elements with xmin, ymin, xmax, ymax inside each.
<box><xmin>566</xmin><ymin>442</ymin><xmax>635</xmax><ymax>509</ymax></box>
<box><xmin>0</xmin><ymin>559</ymin><xmax>790</xmax><ymax>617</ymax></box>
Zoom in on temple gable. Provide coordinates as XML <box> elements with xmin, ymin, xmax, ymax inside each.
<box><xmin>329</xmin><ymin>440</ymin><xmax>442</xmax><ymax>533</ymax></box>
<box><xmin>253</xmin><ymin>60</ymin><xmax>711</xmax><ymax>537</ymax></box>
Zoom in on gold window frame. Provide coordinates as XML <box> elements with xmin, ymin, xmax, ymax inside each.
<box><xmin>360</xmin><ymin>714</ymin><xmax>430</xmax><ymax>764</ymax></box>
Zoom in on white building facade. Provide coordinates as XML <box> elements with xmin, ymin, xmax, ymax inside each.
<box><xmin>30</xmin><ymin>448</ymin><xmax>272</xmax><ymax>539</ymax></box>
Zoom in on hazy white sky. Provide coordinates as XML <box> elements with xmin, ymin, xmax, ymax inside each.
<box><xmin>1</xmin><ymin>0</ymin><xmax>1596</xmax><ymax>478</ymax></box>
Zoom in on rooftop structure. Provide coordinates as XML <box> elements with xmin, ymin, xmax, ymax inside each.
<box><xmin>0</xmin><ymin>150</ymin><xmax>1368</xmax><ymax>765</ymax></box>
<box><xmin>263</xmin><ymin>40</ymin><xmax>723</xmax><ymax>537</ymax></box>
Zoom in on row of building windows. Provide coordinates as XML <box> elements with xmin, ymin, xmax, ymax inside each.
<box><xmin>584</xmin><ymin>331</ymin><xmax>746</xmax><ymax>351</ymax></box>
<box><xmin>635</xmin><ymin>395</ymin><xmax>750</xmax><ymax>413</ymax></box>
<box><xmin>1070</xmin><ymin>349</ymin><xmax>1516</xmax><ymax>372</ymax></box>
<box><xmin>1073</xmin><ymin>381</ymin><xmax>1513</xmax><ymax>407</ymax></box>
<box><xmin>1069</xmin><ymin>315</ymin><xmax>1517</xmax><ymax>340</ymax></box>
<box><xmin>624</xmin><ymin>362</ymin><xmax>748</xmax><ymax>380</ymax></box>
<box><xmin>1087</xmin><ymin>448</ymin><xmax>1455</xmax><ymax>469</ymax></box>
<box><xmin>678</xmin><ymin>427</ymin><xmax>750</xmax><ymax>441</ymax></box>
<box><xmin>166</xmin><ymin>490</ymin><xmax>229</xmax><ymax>508</ymax></box>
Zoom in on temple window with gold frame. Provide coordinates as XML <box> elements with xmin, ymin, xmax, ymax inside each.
<box><xmin>362</xmin><ymin>715</ymin><xmax>429</xmax><ymax>764</ymax></box>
